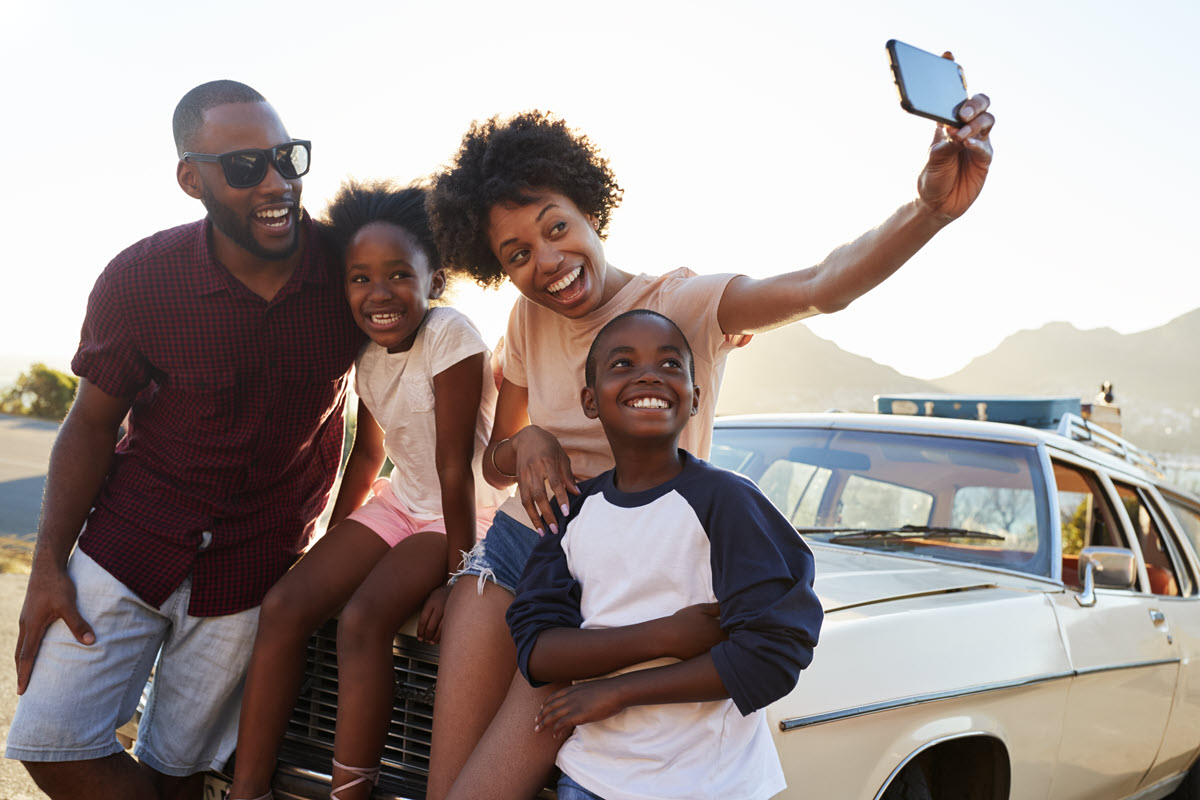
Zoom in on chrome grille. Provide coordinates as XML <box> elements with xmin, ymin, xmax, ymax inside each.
<box><xmin>281</xmin><ymin>619</ymin><xmax>438</xmax><ymax>795</ymax></box>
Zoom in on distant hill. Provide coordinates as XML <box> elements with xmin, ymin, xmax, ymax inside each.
<box><xmin>714</xmin><ymin>309</ymin><xmax>1199</xmax><ymax>456</ymax></box>
<box><xmin>716</xmin><ymin>323</ymin><xmax>943</xmax><ymax>416</ymax></box>
<box><xmin>933</xmin><ymin>308</ymin><xmax>1200</xmax><ymax>453</ymax></box>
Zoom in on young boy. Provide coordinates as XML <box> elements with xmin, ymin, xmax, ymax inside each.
<box><xmin>506</xmin><ymin>310</ymin><xmax>823</xmax><ymax>800</ymax></box>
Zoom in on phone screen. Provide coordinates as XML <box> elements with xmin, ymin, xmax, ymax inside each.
<box><xmin>887</xmin><ymin>40</ymin><xmax>968</xmax><ymax>126</ymax></box>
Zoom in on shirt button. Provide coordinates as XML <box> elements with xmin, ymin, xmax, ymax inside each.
<box><xmin>199</xmin><ymin>530</ymin><xmax>213</xmax><ymax>551</ymax></box>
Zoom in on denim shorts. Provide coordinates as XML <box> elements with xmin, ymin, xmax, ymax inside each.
<box><xmin>6</xmin><ymin>550</ymin><xmax>259</xmax><ymax>775</ymax></box>
<box><xmin>453</xmin><ymin>510</ymin><xmax>542</xmax><ymax>594</ymax></box>
<box><xmin>557</xmin><ymin>773</ymin><xmax>607</xmax><ymax>800</ymax></box>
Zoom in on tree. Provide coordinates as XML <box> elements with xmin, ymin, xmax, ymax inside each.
<box><xmin>1</xmin><ymin>363</ymin><xmax>79</xmax><ymax>421</ymax></box>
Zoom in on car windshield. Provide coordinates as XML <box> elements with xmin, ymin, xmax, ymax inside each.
<box><xmin>711</xmin><ymin>425</ymin><xmax>1053</xmax><ymax>578</ymax></box>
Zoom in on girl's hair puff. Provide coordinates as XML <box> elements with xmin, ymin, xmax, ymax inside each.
<box><xmin>428</xmin><ymin>111</ymin><xmax>623</xmax><ymax>288</ymax></box>
<box><xmin>319</xmin><ymin>179</ymin><xmax>442</xmax><ymax>275</ymax></box>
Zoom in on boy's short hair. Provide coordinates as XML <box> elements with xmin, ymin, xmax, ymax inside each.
<box><xmin>318</xmin><ymin>179</ymin><xmax>442</xmax><ymax>275</ymax></box>
<box><xmin>428</xmin><ymin>111</ymin><xmax>624</xmax><ymax>288</ymax></box>
<box><xmin>172</xmin><ymin>80</ymin><xmax>266</xmax><ymax>157</ymax></box>
<box><xmin>585</xmin><ymin>310</ymin><xmax>695</xmax><ymax>388</ymax></box>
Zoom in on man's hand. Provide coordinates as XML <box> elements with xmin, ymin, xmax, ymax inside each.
<box><xmin>535</xmin><ymin>678</ymin><xmax>627</xmax><ymax>738</ymax></box>
<box><xmin>15</xmin><ymin>566</ymin><xmax>95</xmax><ymax>694</ymax></box>
<box><xmin>510</xmin><ymin>426</ymin><xmax>580</xmax><ymax>535</ymax></box>
<box><xmin>417</xmin><ymin>585</ymin><xmax>452</xmax><ymax>644</ymax></box>
<box><xmin>663</xmin><ymin>602</ymin><xmax>726</xmax><ymax>661</ymax></box>
<box><xmin>917</xmin><ymin>54</ymin><xmax>995</xmax><ymax>222</ymax></box>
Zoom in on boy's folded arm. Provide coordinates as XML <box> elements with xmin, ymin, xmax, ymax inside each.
<box><xmin>704</xmin><ymin>475</ymin><xmax>826</xmax><ymax>715</ymax></box>
<box><xmin>526</xmin><ymin>603</ymin><xmax>723</xmax><ymax>684</ymax></box>
<box><xmin>535</xmin><ymin>654</ymin><xmax>729</xmax><ymax>736</ymax></box>
<box><xmin>508</xmin><ymin>525</ymin><xmax>725</xmax><ymax>686</ymax></box>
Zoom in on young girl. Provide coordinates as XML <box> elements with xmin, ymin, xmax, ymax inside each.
<box><xmin>226</xmin><ymin>180</ymin><xmax>508</xmax><ymax>800</ymax></box>
<box><xmin>424</xmin><ymin>101</ymin><xmax>993</xmax><ymax>800</ymax></box>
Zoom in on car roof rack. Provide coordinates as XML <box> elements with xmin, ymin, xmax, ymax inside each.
<box><xmin>1057</xmin><ymin>413</ymin><xmax>1162</xmax><ymax>475</ymax></box>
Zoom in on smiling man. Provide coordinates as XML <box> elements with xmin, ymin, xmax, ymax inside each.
<box><xmin>6</xmin><ymin>81</ymin><xmax>362</xmax><ymax>800</ymax></box>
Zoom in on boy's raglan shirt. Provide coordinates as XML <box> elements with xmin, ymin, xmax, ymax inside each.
<box><xmin>507</xmin><ymin>451</ymin><xmax>823</xmax><ymax>800</ymax></box>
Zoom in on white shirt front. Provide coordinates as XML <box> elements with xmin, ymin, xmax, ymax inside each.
<box><xmin>355</xmin><ymin>306</ymin><xmax>509</xmax><ymax>519</ymax></box>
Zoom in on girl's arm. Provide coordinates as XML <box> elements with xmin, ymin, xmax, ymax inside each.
<box><xmin>716</xmin><ymin>96</ymin><xmax>994</xmax><ymax>335</ymax></box>
<box><xmin>326</xmin><ymin>398</ymin><xmax>386</xmax><ymax>529</ymax></box>
<box><xmin>430</xmin><ymin>353</ymin><xmax>487</xmax><ymax>578</ymax></box>
<box><xmin>534</xmin><ymin>654</ymin><xmax>728</xmax><ymax>737</ymax></box>
<box><xmin>417</xmin><ymin>353</ymin><xmax>486</xmax><ymax>643</ymax></box>
<box><xmin>483</xmin><ymin>378</ymin><xmax>579</xmax><ymax>534</ymax></box>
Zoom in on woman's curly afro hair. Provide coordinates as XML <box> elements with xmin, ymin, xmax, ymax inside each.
<box><xmin>428</xmin><ymin>111</ymin><xmax>623</xmax><ymax>288</ymax></box>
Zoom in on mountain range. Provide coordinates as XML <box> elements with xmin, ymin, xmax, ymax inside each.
<box><xmin>715</xmin><ymin>308</ymin><xmax>1200</xmax><ymax>455</ymax></box>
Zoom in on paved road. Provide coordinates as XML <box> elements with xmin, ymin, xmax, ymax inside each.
<box><xmin>0</xmin><ymin>417</ymin><xmax>53</xmax><ymax>795</ymax></box>
<box><xmin>0</xmin><ymin>415</ymin><xmax>57</xmax><ymax>540</ymax></box>
<box><xmin>0</xmin><ymin>573</ymin><xmax>48</xmax><ymax>799</ymax></box>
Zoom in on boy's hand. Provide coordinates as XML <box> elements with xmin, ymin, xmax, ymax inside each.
<box><xmin>511</xmin><ymin>426</ymin><xmax>580</xmax><ymax>535</ymax></box>
<box><xmin>664</xmin><ymin>602</ymin><xmax>726</xmax><ymax>660</ymax></box>
<box><xmin>536</xmin><ymin>679</ymin><xmax>627</xmax><ymax>738</ymax></box>
<box><xmin>417</xmin><ymin>585</ymin><xmax>452</xmax><ymax>644</ymax></box>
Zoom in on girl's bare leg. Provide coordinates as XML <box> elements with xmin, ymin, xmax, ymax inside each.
<box><xmin>427</xmin><ymin>579</ymin><xmax>563</xmax><ymax>800</ymax></box>
<box><xmin>331</xmin><ymin>530</ymin><xmax>449</xmax><ymax>800</ymax></box>
<box><xmin>227</xmin><ymin>521</ymin><xmax>388</xmax><ymax>800</ymax></box>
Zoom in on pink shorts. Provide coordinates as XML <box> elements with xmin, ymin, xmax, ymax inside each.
<box><xmin>347</xmin><ymin>478</ymin><xmax>496</xmax><ymax>548</ymax></box>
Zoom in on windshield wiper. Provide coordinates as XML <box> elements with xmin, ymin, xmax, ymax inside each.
<box><xmin>803</xmin><ymin>524</ymin><xmax>1005</xmax><ymax>544</ymax></box>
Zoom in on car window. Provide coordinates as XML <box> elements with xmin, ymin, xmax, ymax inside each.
<box><xmin>1114</xmin><ymin>482</ymin><xmax>1192</xmax><ymax>597</ymax></box>
<box><xmin>1165</xmin><ymin>496</ymin><xmax>1200</xmax><ymax>561</ymax></box>
<box><xmin>1052</xmin><ymin>461</ymin><xmax>1127</xmax><ymax>589</ymax></box>
<box><xmin>712</xmin><ymin>426</ymin><xmax>1052</xmax><ymax>577</ymax></box>
<box><xmin>757</xmin><ymin>460</ymin><xmax>832</xmax><ymax>527</ymax></box>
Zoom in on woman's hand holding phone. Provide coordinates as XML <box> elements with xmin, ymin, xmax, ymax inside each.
<box><xmin>917</xmin><ymin>71</ymin><xmax>994</xmax><ymax>223</ymax></box>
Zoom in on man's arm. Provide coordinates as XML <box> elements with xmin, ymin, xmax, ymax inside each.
<box><xmin>717</xmin><ymin>93</ymin><xmax>994</xmax><ymax>335</ymax></box>
<box><xmin>15</xmin><ymin>378</ymin><xmax>131</xmax><ymax>693</ymax></box>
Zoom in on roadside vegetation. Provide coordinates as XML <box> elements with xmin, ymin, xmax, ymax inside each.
<box><xmin>0</xmin><ymin>537</ymin><xmax>34</xmax><ymax>575</ymax></box>
<box><xmin>1</xmin><ymin>363</ymin><xmax>78</xmax><ymax>421</ymax></box>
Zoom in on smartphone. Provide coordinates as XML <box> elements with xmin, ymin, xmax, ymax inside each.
<box><xmin>886</xmin><ymin>40</ymin><xmax>968</xmax><ymax>127</ymax></box>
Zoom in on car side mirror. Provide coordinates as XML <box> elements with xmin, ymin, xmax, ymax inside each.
<box><xmin>1075</xmin><ymin>546</ymin><xmax>1137</xmax><ymax>607</ymax></box>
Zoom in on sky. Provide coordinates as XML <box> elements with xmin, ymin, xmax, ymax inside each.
<box><xmin>1</xmin><ymin>0</ymin><xmax>1197</xmax><ymax>384</ymax></box>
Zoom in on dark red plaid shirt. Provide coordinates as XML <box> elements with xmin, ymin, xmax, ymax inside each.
<box><xmin>73</xmin><ymin>215</ymin><xmax>363</xmax><ymax>616</ymax></box>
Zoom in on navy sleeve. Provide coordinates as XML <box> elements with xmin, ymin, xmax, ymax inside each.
<box><xmin>505</xmin><ymin>523</ymin><xmax>584</xmax><ymax>688</ymax></box>
<box><xmin>684</xmin><ymin>464</ymin><xmax>823</xmax><ymax>715</ymax></box>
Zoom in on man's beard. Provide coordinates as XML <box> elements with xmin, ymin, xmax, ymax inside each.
<box><xmin>201</xmin><ymin>184</ymin><xmax>301</xmax><ymax>262</ymax></box>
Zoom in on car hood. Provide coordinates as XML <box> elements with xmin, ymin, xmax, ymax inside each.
<box><xmin>811</xmin><ymin>543</ymin><xmax>1053</xmax><ymax>613</ymax></box>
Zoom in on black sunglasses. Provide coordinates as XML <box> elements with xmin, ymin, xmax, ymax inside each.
<box><xmin>183</xmin><ymin>140</ymin><xmax>311</xmax><ymax>188</ymax></box>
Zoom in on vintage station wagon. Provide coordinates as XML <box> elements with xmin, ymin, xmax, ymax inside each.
<box><xmin>206</xmin><ymin>398</ymin><xmax>1200</xmax><ymax>800</ymax></box>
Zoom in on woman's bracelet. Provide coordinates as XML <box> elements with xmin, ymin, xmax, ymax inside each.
<box><xmin>491</xmin><ymin>437</ymin><xmax>517</xmax><ymax>479</ymax></box>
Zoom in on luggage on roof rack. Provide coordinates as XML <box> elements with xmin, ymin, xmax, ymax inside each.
<box><xmin>873</xmin><ymin>393</ymin><xmax>1160</xmax><ymax>475</ymax></box>
<box><xmin>875</xmin><ymin>394</ymin><xmax>1081</xmax><ymax>429</ymax></box>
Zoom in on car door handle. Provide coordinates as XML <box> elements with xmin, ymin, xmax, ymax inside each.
<box><xmin>1149</xmin><ymin>608</ymin><xmax>1173</xmax><ymax>644</ymax></box>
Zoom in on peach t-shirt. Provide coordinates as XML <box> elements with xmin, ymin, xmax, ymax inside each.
<box><xmin>498</xmin><ymin>268</ymin><xmax>744</xmax><ymax>527</ymax></box>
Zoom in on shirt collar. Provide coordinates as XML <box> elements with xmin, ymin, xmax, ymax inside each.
<box><xmin>191</xmin><ymin>211</ymin><xmax>331</xmax><ymax>297</ymax></box>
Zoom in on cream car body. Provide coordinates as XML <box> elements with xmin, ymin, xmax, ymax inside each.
<box><xmin>719</xmin><ymin>411</ymin><xmax>1200</xmax><ymax>800</ymax></box>
<box><xmin>200</xmin><ymin>404</ymin><xmax>1200</xmax><ymax>800</ymax></box>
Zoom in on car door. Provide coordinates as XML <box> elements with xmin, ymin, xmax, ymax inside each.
<box><xmin>1047</xmin><ymin>458</ymin><xmax>1180</xmax><ymax>800</ymax></box>
<box><xmin>1136</xmin><ymin>486</ymin><xmax>1200</xmax><ymax>790</ymax></box>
